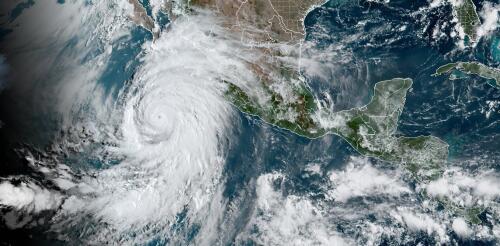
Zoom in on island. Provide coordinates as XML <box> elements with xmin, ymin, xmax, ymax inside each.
<box><xmin>123</xmin><ymin>0</ymin><xmax>450</xmax><ymax>180</ymax></box>
<box><xmin>434</xmin><ymin>61</ymin><xmax>500</xmax><ymax>87</ymax></box>
<box><xmin>121</xmin><ymin>0</ymin><xmax>500</xmax><ymax>229</ymax></box>
<box><xmin>127</xmin><ymin>0</ymin><xmax>497</xmax><ymax>226</ymax></box>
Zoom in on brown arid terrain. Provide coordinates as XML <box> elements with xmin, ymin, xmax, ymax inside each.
<box><xmin>127</xmin><ymin>0</ymin><xmax>324</xmax><ymax>93</ymax></box>
<box><xmin>126</xmin><ymin>0</ymin><xmax>449</xmax><ymax>183</ymax></box>
<box><xmin>190</xmin><ymin>0</ymin><xmax>326</xmax><ymax>43</ymax></box>
<box><xmin>128</xmin><ymin>0</ymin><xmax>155</xmax><ymax>33</ymax></box>
<box><xmin>129</xmin><ymin>0</ymin><xmax>325</xmax><ymax>44</ymax></box>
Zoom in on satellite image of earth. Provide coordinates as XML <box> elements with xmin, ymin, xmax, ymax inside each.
<box><xmin>0</xmin><ymin>0</ymin><xmax>499</xmax><ymax>245</ymax></box>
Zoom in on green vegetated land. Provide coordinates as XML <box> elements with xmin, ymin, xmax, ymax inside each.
<box><xmin>434</xmin><ymin>61</ymin><xmax>500</xmax><ymax>87</ymax></box>
<box><xmin>454</xmin><ymin>0</ymin><xmax>481</xmax><ymax>41</ymax></box>
<box><xmin>224</xmin><ymin>77</ymin><xmax>448</xmax><ymax>181</ymax></box>
<box><xmin>225</xmin><ymin>75</ymin><xmax>495</xmax><ymax>223</ymax></box>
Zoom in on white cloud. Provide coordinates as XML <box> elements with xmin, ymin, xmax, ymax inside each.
<box><xmin>315</xmin><ymin>111</ymin><xmax>347</xmax><ymax>129</ymax></box>
<box><xmin>476</xmin><ymin>2</ymin><xmax>500</xmax><ymax>39</ymax></box>
<box><xmin>448</xmin><ymin>0</ymin><xmax>464</xmax><ymax>8</ymax></box>
<box><xmin>0</xmin><ymin>1</ymin><xmax>336</xmax><ymax>243</ymax></box>
<box><xmin>423</xmin><ymin>168</ymin><xmax>500</xmax><ymax>206</ymax></box>
<box><xmin>473</xmin><ymin>177</ymin><xmax>500</xmax><ymax>199</ymax></box>
<box><xmin>391</xmin><ymin>209</ymin><xmax>448</xmax><ymax>243</ymax></box>
<box><xmin>328</xmin><ymin>157</ymin><xmax>411</xmax><ymax>202</ymax></box>
<box><xmin>304</xmin><ymin>163</ymin><xmax>322</xmax><ymax>176</ymax></box>
<box><xmin>0</xmin><ymin>181</ymin><xmax>62</xmax><ymax>213</ymax></box>
<box><xmin>238</xmin><ymin>173</ymin><xmax>351</xmax><ymax>245</ymax></box>
<box><xmin>3</xmin><ymin>0</ymin><xmax>497</xmax><ymax>244</ymax></box>
<box><xmin>1</xmin><ymin>0</ymin><xmax>137</xmax><ymax>130</ymax></box>
<box><xmin>4</xmin><ymin>9</ymin><xmax>266</xmax><ymax>244</ymax></box>
<box><xmin>425</xmin><ymin>178</ymin><xmax>458</xmax><ymax>197</ymax></box>
<box><xmin>429</xmin><ymin>0</ymin><xmax>446</xmax><ymax>9</ymax></box>
<box><xmin>73</xmin><ymin>13</ymin><xmax>260</xmax><ymax>239</ymax></box>
<box><xmin>452</xmin><ymin>217</ymin><xmax>471</xmax><ymax>238</ymax></box>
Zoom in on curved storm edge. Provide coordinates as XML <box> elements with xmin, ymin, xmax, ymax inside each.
<box><xmin>0</xmin><ymin>0</ymin><xmax>498</xmax><ymax>244</ymax></box>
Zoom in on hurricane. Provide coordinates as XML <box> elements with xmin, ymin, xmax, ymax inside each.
<box><xmin>0</xmin><ymin>2</ymin><xmax>260</xmax><ymax>244</ymax></box>
<box><xmin>0</xmin><ymin>0</ymin><xmax>499</xmax><ymax>245</ymax></box>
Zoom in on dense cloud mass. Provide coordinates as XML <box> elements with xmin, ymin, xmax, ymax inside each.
<box><xmin>0</xmin><ymin>0</ymin><xmax>499</xmax><ymax>245</ymax></box>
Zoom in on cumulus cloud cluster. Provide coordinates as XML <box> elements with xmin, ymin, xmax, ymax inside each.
<box><xmin>239</xmin><ymin>173</ymin><xmax>351</xmax><ymax>245</ymax></box>
<box><xmin>427</xmin><ymin>0</ymin><xmax>499</xmax><ymax>47</ymax></box>
<box><xmin>422</xmin><ymin>167</ymin><xmax>500</xmax><ymax>207</ymax></box>
<box><xmin>239</xmin><ymin>157</ymin><xmax>416</xmax><ymax>245</ymax></box>
<box><xmin>239</xmin><ymin>155</ymin><xmax>500</xmax><ymax>245</ymax></box>
<box><xmin>391</xmin><ymin>208</ymin><xmax>449</xmax><ymax>243</ymax></box>
<box><xmin>476</xmin><ymin>2</ymin><xmax>500</xmax><ymax>39</ymax></box>
<box><xmin>0</xmin><ymin>181</ymin><xmax>62</xmax><ymax>213</ymax></box>
<box><xmin>328</xmin><ymin>157</ymin><xmax>410</xmax><ymax>202</ymax></box>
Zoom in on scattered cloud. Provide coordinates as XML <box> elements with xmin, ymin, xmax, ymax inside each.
<box><xmin>391</xmin><ymin>208</ymin><xmax>448</xmax><ymax>243</ymax></box>
<box><xmin>476</xmin><ymin>2</ymin><xmax>500</xmax><ymax>39</ymax></box>
<box><xmin>0</xmin><ymin>180</ymin><xmax>62</xmax><ymax>213</ymax></box>
<box><xmin>239</xmin><ymin>173</ymin><xmax>351</xmax><ymax>245</ymax></box>
<box><xmin>328</xmin><ymin>157</ymin><xmax>410</xmax><ymax>203</ymax></box>
<box><xmin>422</xmin><ymin>167</ymin><xmax>500</xmax><ymax>207</ymax></box>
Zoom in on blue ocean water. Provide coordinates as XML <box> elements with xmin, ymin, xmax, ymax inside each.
<box><xmin>0</xmin><ymin>0</ymin><xmax>498</xmax><ymax>244</ymax></box>
<box><xmin>8</xmin><ymin>0</ymin><xmax>35</xmax><ymax>23</ymax></box>
<box><xmin>91</xmin><ymin>1</ymin><xmax>498</xmax><ymax>243</ymax></box>
<box><xmin>491</xmin><ymin>36</ymin><xmax>500</xmax><ymax>62</ymax></box>
<box><xmin>99</xmin><ymin>26</ymin><xmax>152</xmax><ymax>97</ymax></box>
<box><xmin>244</xmin><ymin>1</ymin><xmax>498</xmax><ymax>243</ymax></box>
<box><xmin>305</xmin><ymin>0</ymin><xmax>499</xmax><ymax>166</ymax></box>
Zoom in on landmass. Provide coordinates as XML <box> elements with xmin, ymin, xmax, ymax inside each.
<box><xmin>133</xmin><ymin>0</ymin><xmax>483</xmax><ymax>44</ymax></box>
<box><xmin>437</xmin><ymin>198</ymin><xmax>485</xmax><ymax>225</ymax></box>
<box><xmin>451</xmin><ymin>0</ymin><xmax>481</xmax><ymax>42</ymax></box>
<box><xmin>190</xmin><ymin>0</ymin><xmax>326</xmax><ymax>43</ymax></box>
<box><xmin>128</xmin><ymin>0</ymin><xmax>155</xmax><ymax>33</ymax></box>
<box><xmin>434</xmin><ymin>61</ymin><xmax>500</xmax><ymax>87</ymax></box>
<box><xmin>125</xmin><ymin>0</ymin><xmax>449</xmax><ymax>180</ymax></box>
<box><xmin>129</xmin><ymin>0</ymin><xmax>327</xmax><ymax>43</ymax></box>
<box><xmin>225</xmin><ymin>78</ymin><xmax>448</xmax><ymax>181</ymax></box>
<box><xmin>125</xmin><ymin>0</ymin><xmax>494</xmax><ymax>227</ymax></box>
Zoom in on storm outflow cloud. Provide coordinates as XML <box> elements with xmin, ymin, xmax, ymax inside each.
<box><xmin>0</xmin><ymin>0</ymin><xmax>499</xmax><ymax>245</ymax></box>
